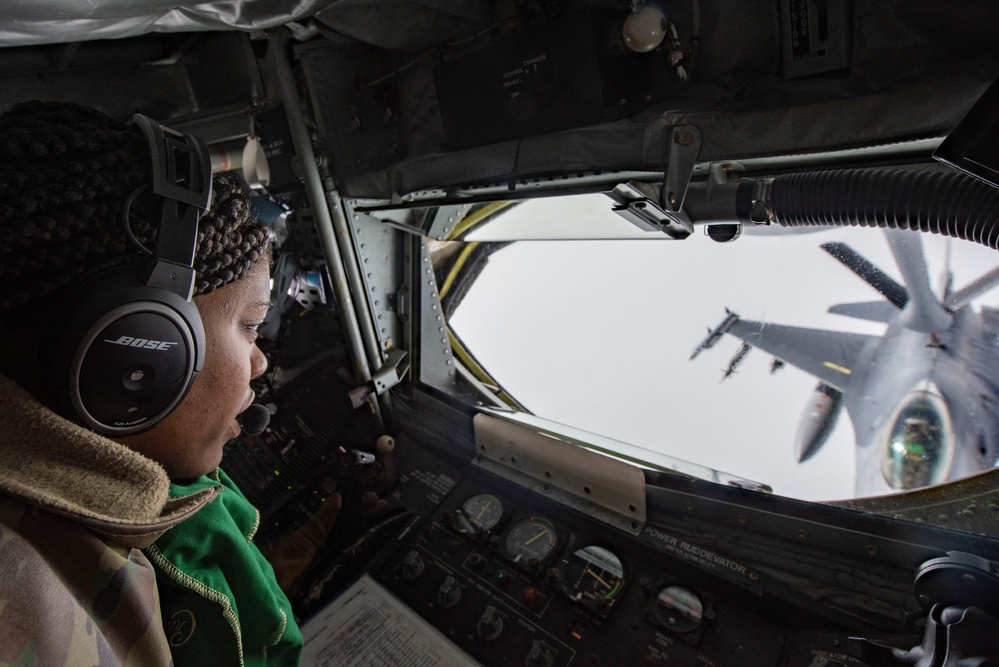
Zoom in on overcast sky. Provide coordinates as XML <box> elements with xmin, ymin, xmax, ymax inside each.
<box><xmin>449</xmin><ymin>194</ymin><xmax>999</xmax><ymax>501</ymax></box>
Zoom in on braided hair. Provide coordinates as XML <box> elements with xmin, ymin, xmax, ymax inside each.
<box><xmin>0</xmin><ymin>100</ymin><xmax>269</xmax><ymax>330</ymax></box>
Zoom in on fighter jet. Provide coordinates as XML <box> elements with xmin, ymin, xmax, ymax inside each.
<box><xmin>691</xmin><ymin>228</ymin><xmax>999</xmax><ymax>496</ymax></box>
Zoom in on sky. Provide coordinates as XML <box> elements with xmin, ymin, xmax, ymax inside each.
<box><xmin>448</xmin><ymin>194</ymin><xmax>999</xmax><ymax>502</ymax></box>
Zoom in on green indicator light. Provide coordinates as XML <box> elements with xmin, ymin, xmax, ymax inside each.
<box><xmin>496</xmin><ymin>571</ymin><xmax>506</xmax><ymax>581</ymax></box>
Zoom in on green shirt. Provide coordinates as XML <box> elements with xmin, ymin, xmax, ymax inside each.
<box><xmin>146</xmin><ymin>469</ymin><xmax>303</xmax><ymax>666</ymax></box>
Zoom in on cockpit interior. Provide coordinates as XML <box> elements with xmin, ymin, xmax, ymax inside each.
<box><xmin>4</xmin><ymin>1</ymin><xmax>999</xmax><ymax>664</ymax></box>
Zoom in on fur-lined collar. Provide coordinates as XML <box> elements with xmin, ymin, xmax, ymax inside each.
<box><xmin>0</xmin><ymin>375</ymin><xmax>216</xmax><ymax>548</ymax></box>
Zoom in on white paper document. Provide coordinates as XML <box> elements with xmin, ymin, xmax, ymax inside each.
<box><xmin>300</xmin><ymin>574</ymin><xmax>482</xmax><ymax>666</ymax></box>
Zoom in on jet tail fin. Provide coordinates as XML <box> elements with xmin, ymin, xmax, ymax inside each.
<box><xmin>947</xmin><ymin>266</ymin><xmax>999</xmax><ymax>311</ymax></box>
<box><xmin>828</xmin><ymin>300</ymin><xmax>898</xmax><ymax>324</ymax></box>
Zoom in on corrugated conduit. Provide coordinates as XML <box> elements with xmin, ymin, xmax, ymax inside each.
<box><xmin>766</xmin><ymin>169</ymin><xmax>999</xmax><ymax>249</ymax></box>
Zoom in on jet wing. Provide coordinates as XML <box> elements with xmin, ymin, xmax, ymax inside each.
<box><xmin>727</xmin><ymin>319</ymin><xmax>876</xmax><ymax>391</ymax></box>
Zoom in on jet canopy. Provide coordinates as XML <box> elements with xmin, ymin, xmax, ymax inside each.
<box><xmin>882</xmin><ymin>391</ymin><xmax>954</xmax><ymax>491</ymax></box>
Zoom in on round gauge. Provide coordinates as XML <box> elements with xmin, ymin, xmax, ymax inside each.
<box><xmin>504</xmin><ymin>517</ymin><xmax>559</xmax><ymax>565</ymax></box>
<box><xmin>654</xmin><ymin>585</ymin><xmax>704</xmax><ymax>633</ymax></box>
<box><xmin>564</xmin><ymin>546</ymin><xmax>625</xmax><ymax>606</ymax></box>
<box><xmin>461</xmin><ymin>494</ymin><xmax>504</xmax><ymax>532</ymax></box>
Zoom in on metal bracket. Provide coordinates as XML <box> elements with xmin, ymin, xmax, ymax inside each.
<box><xmin>350</xmin><ymin>450</ymin><xmax>377</xmax><ymax>465</ymax></box>
<box><xmin>373</xmin><ymin>347</ymin><xmax>409</xmax><ymax>394</ymax></box>
<box><xmin>749</xmin><ymin>178</ymin><xmax>774</xmax><ymax>224</ymax></box>
<box><xmin>606</xmin><ymin>125</ymin><xmax>701</xmax><ymax>239</ymax></box>
<box><xmin>664</xmin><ymin>125</ymin><xmax>702</xmax><ymax>215</ymax></box>
<box><xmin>472</xmin><ymin>414</ymin><xmax>647</xmax><ymax>535</ymax></box>
<box><xmin>424</xmin><ymin>204</ymin><xmax>474</xmax><ymax>240</ymax></box>
<box><xmin>607</xmin><ymin>181</ymin><xmax>692</xmax><ymax>239</ymax></box>
<box><xmin>348</xmin><ymin>347</ymin><xmax>410</xmax><ymax>408</ymax></box>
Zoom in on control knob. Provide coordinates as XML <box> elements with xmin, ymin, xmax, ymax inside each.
<box><xmin>476</xmin><ymin>605</ymin><xmax>504</xmax><ymax>641</ymax></box>
<box><xmin>525</xmin><ymin>639</ymin><xmax>554</xmax><ymax>667</ymax></box>
<box><xmin>438</xmin><ymin>576</ymin><xmax>462</xmax><ymax>608</ymax></box>
<box><xmin>402</xmin><ymin>550</ymin><xmax>425</xmax><ymax>580</ymax></box>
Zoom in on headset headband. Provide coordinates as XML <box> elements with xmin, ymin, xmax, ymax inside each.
<box><xmin>129</xmin><ymin>114</ymin><xmax>213</xmax><ymax>301</ymax></box>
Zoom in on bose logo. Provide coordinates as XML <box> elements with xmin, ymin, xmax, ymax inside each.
<box><xmin>104</xmin><ymin>336</ymin><xmax>178</xmax><ymax>351</ymax></box>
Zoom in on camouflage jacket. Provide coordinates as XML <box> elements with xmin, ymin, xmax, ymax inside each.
<box><xmin>0</xmin><ymin>376</ymin><xmax>219</xmax><ymax>666</ymax></box>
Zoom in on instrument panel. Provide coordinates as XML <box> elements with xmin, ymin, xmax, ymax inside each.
<box><xmin>222</xmin><ymin>355</ymin><xmax>931</xmax><ymax>666</ymax></box>
<box><xmin>225</xmin><ymin>360</ymin><xmax>933</xmax><ymax>666</ymax></box>
<box><xmin>371</xmin><ymin>468</ymin><xmax>801</xmax><ymax>667</ymax></box>
<box><xmin>449</xmin><ymin>495</ymin><xmax>629</xmax><ymax>618</ymax></box>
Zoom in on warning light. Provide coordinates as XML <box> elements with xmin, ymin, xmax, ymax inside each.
<box><xmin>522</xmin><ymin>585</ymin><xmax>541</xmax><ymax>608</ymax></box>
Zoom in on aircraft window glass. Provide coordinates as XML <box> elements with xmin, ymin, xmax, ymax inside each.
<box><xmin>439</xmin><ymin>194</ymin><xmax>999</xmax><ymax>501</ymax></box>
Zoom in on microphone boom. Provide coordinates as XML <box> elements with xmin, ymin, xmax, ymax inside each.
<box><xmin>238</xmin><ymin>404</ymin><xmax>271</xmax><ymax>435</ymax></box>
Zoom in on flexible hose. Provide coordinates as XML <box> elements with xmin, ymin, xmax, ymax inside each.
<box><xmin>767</xmin><ymin>169</ymin><xmax>999</xmax><ymax>250</ymax></box>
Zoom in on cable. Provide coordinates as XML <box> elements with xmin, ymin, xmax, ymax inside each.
<box><xmin>120</xmin><ymin>185</ymin><xmax>154</xmax><ymax>256</ymax></box>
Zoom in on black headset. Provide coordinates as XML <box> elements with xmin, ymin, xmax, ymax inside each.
<box><xmin>45</xmin><ymin>114</ymin><xmax>213</xmax><ymax>437</ymax></box>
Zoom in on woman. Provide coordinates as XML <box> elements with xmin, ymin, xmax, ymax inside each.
<box><xmin>0</xmin><ymin>100</ymin><xmax>304</xmax><ymax>665</ymax></box>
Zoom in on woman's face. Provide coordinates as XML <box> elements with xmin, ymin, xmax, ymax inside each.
<box><xmin>116</xmin><ymin>260</ymin><xmax>271</xmax><ymax>480</ymax></box>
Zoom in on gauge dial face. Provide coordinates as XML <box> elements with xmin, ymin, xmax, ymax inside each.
<box><xmin>461</xmin><ymin>494</ymin><xmax>504</xmax><ymax>532</ymax></box>
<box><xmin>564</xmin><ymin>546</ymin><xmax>624</xmax><ymax>605</ymax></box>
<box><xmin>654</xmin><ymin>585</ymin><xmax>704</xmax><ymax>633</ymax></box>
<box><xmin>504</xmin><ymin>517</ymin><xmax>558</xmax><ymax>565</ymax></box>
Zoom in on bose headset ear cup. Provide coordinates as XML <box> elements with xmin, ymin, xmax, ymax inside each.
<box><xmin>45</xmin><ymin>262</ymin><xmax>206</xmax><ymax>436</ymax></box>
<box><xmin>40</xmin><ymin>113</ymin><xmax>212</xmax><ymax>437</ymax></box>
